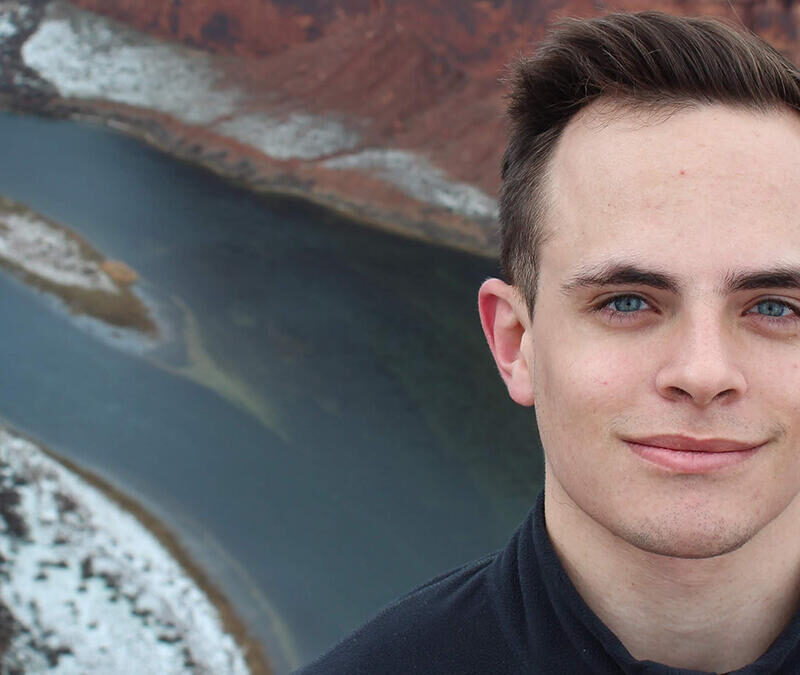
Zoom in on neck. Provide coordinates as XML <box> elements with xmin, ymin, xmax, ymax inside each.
<box><xmin>544</xmin><ymin>479</ymin><xmax>800</xmax><ymax>672</ymax></box>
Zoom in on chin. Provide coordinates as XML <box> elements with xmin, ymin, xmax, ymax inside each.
<box><xmin>615</xmin><ymin>514</ymin><xmax>759</xmax><ymax>560</ymax></box>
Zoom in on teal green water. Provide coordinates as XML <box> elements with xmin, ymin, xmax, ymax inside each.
<box><xmin>0</xmin><ymin>111</ymin><xmax>542</xmax><ymax>672</ymax></box>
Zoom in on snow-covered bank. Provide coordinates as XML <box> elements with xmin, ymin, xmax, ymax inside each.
<box><xmin>323</xmin><ymin>149</ymin><xmax>498</xmax><ymax>220</ymax></box>
<box><xmin>20</xmin><ymin>4</ymin><xmax>238</xmax><ymax>125</ymax></box>
<box><xmin>21</xmin><ymin>2</ymin><xmax>363</xmax><ymax>160</ymax></box>
<box><xmin>0</xmin><ymin>426</ymin><xmax>252</xmax><ymax>673</ymax></box>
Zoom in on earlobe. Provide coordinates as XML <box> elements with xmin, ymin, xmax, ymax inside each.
<box><xmin>478</xmin><ymin>279</ymin><xmax>536</xmax><ymax>407</ymax></box>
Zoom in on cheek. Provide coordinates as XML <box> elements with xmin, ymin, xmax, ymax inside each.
<box><xmin>533</xmin><ymin>347</ymin><xmax>614</xmax><ymax>469</ymax></box>
<box><xmin>532</xmin><ymin>337</ymin><xmax>653</xmax><ymax>482</ymax></box>
<box><xmin>533</xmin><ymin>338</ymin><xmax>640</xmax><ymax>419</ymax></box>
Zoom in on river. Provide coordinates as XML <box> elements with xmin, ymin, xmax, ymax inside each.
<box><xmin>0</xmin><ymin>111</ymin><xmax>543</xmax><ymax>672</ymax></box>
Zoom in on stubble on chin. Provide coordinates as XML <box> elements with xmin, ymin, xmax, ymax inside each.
<box><xmin>612</xmin><ymin>508</ymin><xmax>760</xmax><ymax>560</ymax></box>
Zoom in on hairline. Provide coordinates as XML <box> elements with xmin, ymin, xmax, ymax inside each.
<box><xmin>522</xmin><ymin>96</ymin><xmax>799</xmax><ymax>319</ymax></box>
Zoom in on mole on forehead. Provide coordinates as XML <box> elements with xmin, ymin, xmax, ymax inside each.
<box><xmin>552</xmin><ymin>112</ymin><xmax>704</xmax><ymax>190</ymax></box>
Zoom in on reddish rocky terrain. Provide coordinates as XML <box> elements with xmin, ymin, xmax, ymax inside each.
<box><xmin>48</xmin><ymin>0</ymin><xmax>800</xmax><ymax>252</ymax></box>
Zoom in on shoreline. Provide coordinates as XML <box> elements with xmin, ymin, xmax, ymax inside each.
<box><xmin>39</xmin><ymin>100</ymin><xmax>499</xmax><ymax>259</ymax></box>
<box><xmin>0</xmin><ymin>419</ymin><xmax>273</xmax><ymax>675</ymax></box>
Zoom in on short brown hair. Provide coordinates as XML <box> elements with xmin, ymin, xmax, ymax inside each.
<box><xmin>500</xmin><ymin>11</ymin><xmax>800</xmax><ymax>316</ymax></box>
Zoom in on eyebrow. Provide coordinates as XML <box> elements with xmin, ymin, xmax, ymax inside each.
<box><xmin>560</xmin><ymin>263</ymin><xmax>680</xmax><ymax>295</ymax></box>
<box><xmin>560</xmin><ymin>262</ymin><xmax>800</xmax><ymax>295</ymax></box>
<box><xmin>721</xmin><ymin>267</ymin><xmax>800</xmax><ymax>293</ymax></box>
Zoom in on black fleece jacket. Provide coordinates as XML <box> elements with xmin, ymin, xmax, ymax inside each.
<box><xmin>295</xmin><ymin>492</ymin><xmax>800</xmax><ymax>674</ymax></box>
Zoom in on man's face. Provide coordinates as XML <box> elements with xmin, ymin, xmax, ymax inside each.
<box><xmin>528</xmin><ymin>103</ymin><xmax>800</xmax><ymax>558</ymax></box>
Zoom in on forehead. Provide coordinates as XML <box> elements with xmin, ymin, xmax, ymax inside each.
<box><xmin>541</xmin><ymin>103</ymin><xmax>800</xmax><ymax>285</ymax></box>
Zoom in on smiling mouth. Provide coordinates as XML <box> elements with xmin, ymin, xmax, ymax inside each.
<box><xmin>624</xmin><ymin>434</ymin><xmax>767</xmax><ymax>473</ymax></box>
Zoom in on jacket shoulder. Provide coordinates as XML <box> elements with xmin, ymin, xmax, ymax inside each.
<box><xmin>295</xmin><ymin>552</ymin><xmax>518</xmax><ymax>675</ymax></box>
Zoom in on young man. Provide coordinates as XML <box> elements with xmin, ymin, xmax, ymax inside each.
<box><xmin>297</xmin><ymin>12</ymin><xmax>800</xmax><ymax>674</ymax></box>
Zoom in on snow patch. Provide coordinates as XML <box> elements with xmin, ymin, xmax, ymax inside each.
<box><xmin>323</xmin><ymin>149</ymin><xmax>498</xmax><ymax>219</ymax></box>
<box><xmin>21</xmin><ymin>4</ymin><xmax>238</xmax><ymax>124</ymax></box>
<box><xmin>21</xmin><ymin>3</ymin><xmax>363</xmax><ymax>160</ymax></box>
<box><xmin>0</xmin><ymin>428</ymin><xmax>250</xmax><ymax>674</ymax></box>
<box><xmin>216</xmin><ymin>112</ymin><xmax>361</xmax><ymax>160</ymax></box>
<box><xmin>0</xmin><ymin>12</ymin><xmax>18</xmax><ymax>40</ymax></box>
<box><xmin>0</xmin><ymin>2</ymin><xmax>34</xmax><ymax>40</ymax></box>
<box><xmin>0</xmin><ymin>212</ymin><xmax>117</xmax><ymax>293</ymax></box>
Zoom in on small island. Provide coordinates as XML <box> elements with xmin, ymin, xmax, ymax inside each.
<box><xmin>0</xmin><ymin>195</ymin><xmax>156</xmax><ymax>335</ymax></box>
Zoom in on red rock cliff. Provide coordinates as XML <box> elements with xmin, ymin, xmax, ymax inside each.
<box><xmin>64</xmin><ymin>0</ymin><xmax>800</xmax><ymax>242</ymax></box>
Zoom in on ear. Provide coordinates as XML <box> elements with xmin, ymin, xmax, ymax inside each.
<box><xmin>478</xmin><ymin>278</ymin><xmax>535</xmax><ymax>407</ymax></box>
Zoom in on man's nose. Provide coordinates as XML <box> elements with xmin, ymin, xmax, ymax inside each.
<box><xmin>654</xmin><ymin>315</ymin><xmax>747</xmax><ymax>407</ymax></box>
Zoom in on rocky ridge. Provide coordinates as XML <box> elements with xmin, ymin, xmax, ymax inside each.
<box><xmin>5</xmin><ymin>0</ymin><xmax>800</xmax><ymax>254</ymax></box>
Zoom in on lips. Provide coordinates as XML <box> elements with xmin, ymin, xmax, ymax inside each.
<box><xmin>624</xmin><ymin>435</ymin><xmax>766</xmax><ymax>473</ymax></box>
<box><xmin>627</xmin><ymin>434</ymin><xmax>762</xmax><ymax>453</ymax></box>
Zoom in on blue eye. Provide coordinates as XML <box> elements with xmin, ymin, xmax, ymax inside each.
<box><xmin>592</xmin><ymin>294</ymin><xmax>655</xmax><ymax>324</ymax></box>
<box><xmin>609</xmin><ymin>295</ymin><xmax>647</xmax><ymax>313</ymax></box>
<box><xmin>749</xmin><ymin>300</ymin><xmax>795</xmax><ymax>318</ymax></box>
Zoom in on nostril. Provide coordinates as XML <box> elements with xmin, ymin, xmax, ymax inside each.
<box><xmin>663</xmin><ymin>384</ymin><xmax>739</xmax><ymax>406</ymax></box>
<box><xmin>666</xmin><ymin>386</ymin><xmax>691</xmax><ymax>400</ymax></box>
